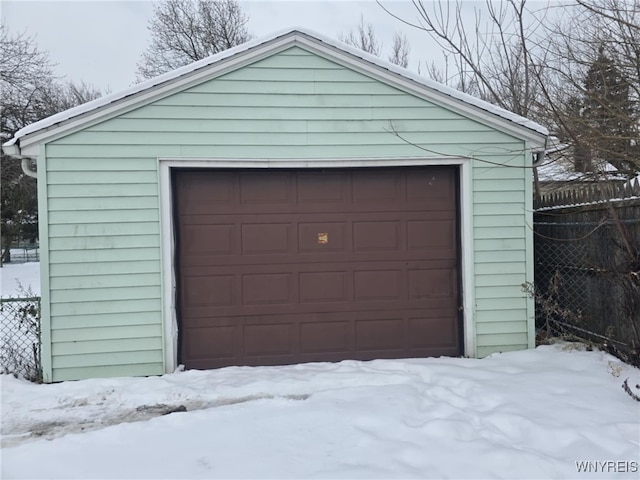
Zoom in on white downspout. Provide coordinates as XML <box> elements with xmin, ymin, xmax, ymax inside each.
<box><xmin>532</xmin><ymin>136</ymin><xmax>548</xmax><ymax>167</ymax></box>
<box><xmin>21</xmin><ymin>157</ymin><xmax>38</xmax><ymax>178</ymax></box>
<box><xmin>2</xmin><ymin>140</ymin><xmax>37</xmax><ymax>178</ymax></box>
<box><xmin>532</xmin><ymin>137</ymin><xmax>548</xmax><ymax>207</ymax></box>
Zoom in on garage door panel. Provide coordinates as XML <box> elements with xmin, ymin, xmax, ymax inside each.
<box><xmin>179</xmin><ymin>210</ymin><xmax>456</xmax><ymax>225</ymax></box>
<box><xmin>352</xmin><ymin>170</ymin><xmax>403</xmax><ymax>204</ymax></box>
<box><xmin>408</xmin><ymin>268</ymin><xmax>456</xmax><ymax>299</ymax></box>
<box><xmin>241</xmin><ymin>223</ymin><xmax>293</xmax><ymax>255</ymax></box>
<box><xmin>182</xmin><ymin>326</ymin><xmax>236</xmax><ymax>359</ymax></box>
<box><xmin>180</xmin><ymin>308</ymin><xmax>459</xmax><ymax>368</ymax></box>
<box><xmin>407</xmin><ymin>220</ymin><xmax>456</xmax><ymax>252</ymax></box>
<box><xmin>355</xmin><ymin>318</ymin><xmax>405</xmax><ymax>350</ymax></box>
<box><xmin>176</xmin><ymin>167</ymin><xmax>460</xmax><ymax>369</ymax></box>
<box><xmin>299</xmin><ymin>271</ymin><xmax>349</xmax><ymax>303</ymax></box>
<box><xmin>300</xmin><ymin>321</ymin><xmax>350</xmax><ymax>354</ymax></box>
<box><xmin>243</xmin><ymin>323</ymin><xmax>294</xmax><ymax>356</ymax></box>
<box><xmin>353</xmin><ymin>269</ymin><xmax>403</xmax><ymax>301</ymax></box>
<box><xmin>178</xmin><ymin>172</ymin><xmax>238</xmax><ymax>215</ymax></box>
<box><xmin>297</xmin><ymin>172</ymin><xmax>348</xmax><ymax>205</ymax></box>
<box><xmin>180</xmin><ymin>296</ymin><xmax>457</xmax><ymax>324</ymax></box>
<box><xmin>353</xmin><ymin>221</ymin><xmax>402</xmax><ymax>252</ymax></box>
<box><xmin>182</xmin><ymin>224</ymin><xmax>237</xmax><ymax>255</ymax></box>
<box><xmin>240</xmin><ymin>172</ymin><xmax>293</xmax><ymax>205</ymax></box>
<box><xmin>406</xmin><ymin>168</ymin><xmax>456</xmax><ymax>205</ymax></box>
<box><xmin>181</xmin><ymin>250</ymin><xmax>456</xmax><ymax>267</ymax></box>
<box><xmin>182</xmin><ymin>275</ymin><xmax>234</xmax><ymax>307</ymax></box>
<box><xmin>409</xmin><ymin>316</ymin><xmax>458</xmax><ymax>348</ymax></box>
<box><xmin>242</xmin><ymin>273</ymin><xmax>293</xmax><ymax>305</ymax></box>
<box><xmin>298</xmin><ymin>222</ymin><xmax>348</xmax><ymax>253</ymax></box>
<box><xmin>180</xmin><ymin>261</ymin><xmax>458</xmax><ymax>312</ymax></box>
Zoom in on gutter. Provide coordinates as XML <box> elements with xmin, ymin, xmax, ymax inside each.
<box><xmin>2</xmin><ymin>141</ymin><xmax>37</xmax><ymax>178</ymax></box>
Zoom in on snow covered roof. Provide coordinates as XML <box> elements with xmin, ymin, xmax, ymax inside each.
<box><xmin>3</xmin><ymin>28</ymin><xmax>548</xmax><ymax>154</ymax></box>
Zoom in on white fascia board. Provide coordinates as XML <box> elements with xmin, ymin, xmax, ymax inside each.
<box><xmin>293</xmin><ymin>34</ymin><xmax>547</xmax><ymax>148</ymax></box>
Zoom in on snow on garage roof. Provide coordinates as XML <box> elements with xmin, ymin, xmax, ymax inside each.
<box><xmin>3</xmin><ymin>27</ymin><xmax>548</xmax><ymax>152</ymax></box>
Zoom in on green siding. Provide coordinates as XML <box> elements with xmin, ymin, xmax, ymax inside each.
<box><xmin>52</xmin><ymin>312</ymin><xmax>162</xmax><ymax>330</ymax></box>
<box><xmin>52</xmin><ymin>364</ymin><xmax>164</xmax><ymax>383</ymax></box>
<box><xmin>41</xmin><ymin>45</ymin><xmax>534</xmax><ymax>380</ymax></box>
<box><xmin>51</xmin><ymin>324</ymin><xmax>163</xmax><ymax>342</ymax></box>
<box><xmin>476</xmin><ymin>322</ymin><xmax>528</xmax><ymax>334</ymax></box>
<box><xmin>50</xmin><ymin>273</ymin><xmax>160</xmax><ymax>290</ymax></box>
<box><xmin>52</xmin><ymin>350</ymin><xmax>163</xmax><ymax>369</ymax></box>
<box><xmin>476</xmin><ymin>344</ymin><xmax>525</xmax><ymax>357</ymax></box>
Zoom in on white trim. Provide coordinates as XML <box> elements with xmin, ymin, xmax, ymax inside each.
<box><xmin>159</xmin><ymin>156</ymin><xmax>468</xmax><ymax>169</ymax></box>
<box><xmin>37</xmin><ymin>144</ymin><xmax>53</xmax><ymax>382</ymax></box>
<box><xmin>158</xmin><ymin>160</ymin><xmax>178</xmax><ymax>372</ymax></box>
<box><xmin>524</xmin><ymin>144</ymin><xmax>536</xmax><ymax>349</ymax></box>
<box><xmin>460</xmin><ymin>160</ymin><xmax>476</xmax><ymax>357</ymax></box>
<box><xmin>158</xmin><ymin>156</ymin><xmax>476</xmax><ymax>373</ymax></box>
<box><xmin>5</xmin><ymin>28</ymin><xmax>547</xmax><ymax>154</ymax></box>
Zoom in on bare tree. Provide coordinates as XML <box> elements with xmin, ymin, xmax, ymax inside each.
<box><xmin>340</xmin><ymin>15</ymin><xmax>382</xmax><ymax>57</ymax></box>
<box><xmin>0</xmin><ymin>25</ymin><xmax>56</xmax><ymax>140</ymax></box>
<box><xmin>379</xmin><ymin>0</ymin><xmax>639</xmax><ymax>176</ymax></box>
<box><xmin>1</xmin><ymin>26</ymin><xmax>105</xmax><ymax>264</ymax></box>
<box><xmin>389</xmin><ymin>32</ymin><xmax>410</xmax><ymax>68</ymax></box>
<box><xmin>0</xmin><ymin>26</ymin><xmax>52</xmax><ymax>91</ymax></box>
<box><xmin>340</xmin><ymin>15</ymin><xmax>412</xmax><ymax>68</ymax></box>
<box><xmin>0</xmin><ymin>25</ymin><xmax>53</xmax><ymax>263</ymax></box>
<box><xmin>136</xmin><ymin>0</ymin><xmax>251</xmax><ymax>80</ymax></box>
<box><xmin>540</xmin><ymin>0</ymin><xmax>639</xmax><ymax>176</ymax></box>
<box><xmin>379</xmin><ymin>0</ymin><xmax>546</xmax><ymax>118</ymax></box>
<box><xmin>44</xmin><ymin>81</ymin><xmax>106</xmax><ymax>113</ymax></box>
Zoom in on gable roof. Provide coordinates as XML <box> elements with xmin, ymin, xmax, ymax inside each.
<box><xmin>3</xmin><ymin>28</ymin><xmax>548</xmax><ymax>156</ymax></box>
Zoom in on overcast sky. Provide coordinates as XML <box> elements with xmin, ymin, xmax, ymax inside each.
<box><xmin>2</xmin><ymin>1</ymin><xmax>456</xmax><ymax>93</ymax></box>
<box><xmin>2</xmin><ymin>1</ymin><xmax>550</xmax><ymax>95</ymax></box>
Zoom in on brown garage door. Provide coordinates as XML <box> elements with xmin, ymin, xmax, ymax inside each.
<box><xmin>175</xmin><ymin>167</ymin><xmax>461</xmax><ymax>369</ymax></box>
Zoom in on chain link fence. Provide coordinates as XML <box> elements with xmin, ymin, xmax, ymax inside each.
<box><xmin>6</xmin><ymin>245</ymin><xmax>40</xmax><ymax>264</ymax></box>
<box><xmin>533</xmin><ymin>200</ymin><xmax>640</xmax><ymax>366</ymax></box>
<box><xmin>0</xmin><ymin>297</ymin><xmax>42</xmax><ymax>382</ymax></box>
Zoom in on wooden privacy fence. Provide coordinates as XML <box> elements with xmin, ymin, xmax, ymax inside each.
<box><xmin>533</xmin><ymin>183</ymin><xmax>640</xmax><ymax>365</ymax></box>
<box><xmin>535</xmin><ymin>177</ymin><xmax>640</xmax><ymax>210</ymax></box>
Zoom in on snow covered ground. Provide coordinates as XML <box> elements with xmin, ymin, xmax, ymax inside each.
<box><xmin>0</xmin><ymin>262</ymin><xmax>40</xmax><ymax>297</ymax></box>
<box><xmin>2</xmin><ymin>345</ymin><xmax>639</xmax><ymax>479</ymax></box>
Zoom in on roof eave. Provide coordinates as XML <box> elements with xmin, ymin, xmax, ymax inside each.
<box><xmin>2</xmin><ymin>140</ymin><xmax>20</xmax><ymax>156</ymax></box>
<box><xmin>6</xmin><ymin>29</ymin><xmax>302</xmax><ymax>151</ymax></box>
<box><xmin>5</xmin><ymin>27</ymin><xmax>548</xmax><ymax>151</ymax></box>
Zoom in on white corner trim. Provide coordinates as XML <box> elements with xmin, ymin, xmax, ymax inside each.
<box><xmin>158</xmin><ymin>156</ymin><xmax>476</xmax><ymax>372</ymax></box>
<box><xmin>158</xmin><ymin>160</ymin><xmax>178</xmax><ymax>373</ymax></box>
<box><xmin>460</xmin><ymin>160</ymin><xmax>476</xmax><ymax>357</ymax></box>
<box><xmin>37</xmin><ymin>144</ymin><xmax>54</xmax><ymax>382</ymax></box>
